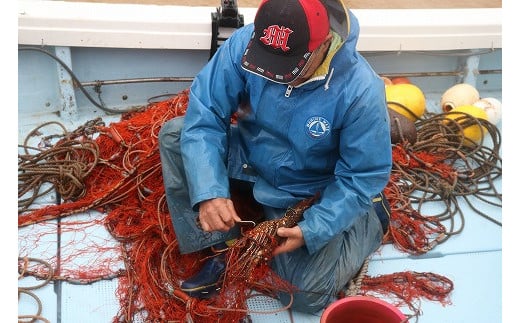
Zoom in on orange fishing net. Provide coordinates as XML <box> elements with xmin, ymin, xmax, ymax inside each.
<box><xmin>18</xmin><ymin>89</ymin><xmax>298</xmax><ymax>322</ymax></box>
<box><xmin>19</xmin><ymin>89</ymin><xmax>502</xmax><ymax>322</ymax></box>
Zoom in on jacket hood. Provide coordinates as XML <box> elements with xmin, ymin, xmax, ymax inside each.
<box><xmin>299</xmin><ymin>0</ymin><xmax>360</xmax><ymax>87</ymax></box>
<box><xmin>323</xmin><ymin>0</ymin><xmax>358</xmax><ymax>49</ymax></box>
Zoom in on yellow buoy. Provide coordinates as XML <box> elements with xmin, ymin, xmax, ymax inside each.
<box><xmin>385</xmin><ymin>83</ymin><xmax>426</xmax><ymax>122</ymax></box>
<box><xmin>444</xmin><ymin>105</ymin><xmax>489</xmax><ymax>145</ymax></box>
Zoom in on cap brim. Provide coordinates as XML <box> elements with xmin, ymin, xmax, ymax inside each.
<box><xmin>241</xmin><ymin>35</ymin><xmax>311</xmax><ymax>84</ymax></box>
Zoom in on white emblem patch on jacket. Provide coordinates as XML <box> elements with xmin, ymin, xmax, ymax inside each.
<box><xmin>305</xmin><ymin>116</ymin><xmax>331</xmax><ymax>139</ymax></box>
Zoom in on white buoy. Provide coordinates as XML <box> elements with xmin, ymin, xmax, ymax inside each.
<box><xmin>473</xmin><ymin>97</ymin><xmax>502</xmax><ymax>125</ymax></box>
<box><xmin>440</xmin><ymin>83</ymin><xmax>480</xmax><ymax>112</ymax></box>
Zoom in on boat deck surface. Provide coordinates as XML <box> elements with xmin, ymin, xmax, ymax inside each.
<box><xmin>17</xmin><ymin>91</ymin><xmax>503</xmax><ymax>323</ymax></box>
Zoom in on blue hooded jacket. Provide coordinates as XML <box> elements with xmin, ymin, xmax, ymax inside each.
<box><xmin>181</xmin><ymin>0</ymin><xmax>392</xmax><ymax>254</ymax></box>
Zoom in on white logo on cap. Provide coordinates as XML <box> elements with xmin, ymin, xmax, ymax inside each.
<box><xmin>260</xmin><ymin>25</ymin><xmax>293</xmax><ymax>51</ymax></box>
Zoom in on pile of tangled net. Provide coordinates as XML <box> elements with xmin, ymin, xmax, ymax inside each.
<box><xmin>18</xmin><ymin>89</ymin><xmax>501</xmax><ymax>322</ymax></box>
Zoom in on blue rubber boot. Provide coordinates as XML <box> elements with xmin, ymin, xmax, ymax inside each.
<box><xmin>180</xmin><ymin>244</ymin><xmax>227</xmax><ymax>298</ymax></box>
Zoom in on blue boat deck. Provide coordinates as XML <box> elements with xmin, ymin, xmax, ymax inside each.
<box><xmin>17</xmin><ymin>1</ymin><xmax>505</xmax><ymax>322</ymax></box>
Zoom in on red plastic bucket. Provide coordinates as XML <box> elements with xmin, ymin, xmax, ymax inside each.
<box><xmin>320</xmin><ymin>296</ymin><xmax>406</xmax><ymax>323</ymax></box>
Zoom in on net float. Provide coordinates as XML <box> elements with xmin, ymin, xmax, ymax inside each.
<box><xmin>385</xmin><ymin>83</ymin><xmax>426</xmax><ymax>122</ymax></box>
<box><xmin>472</xmin><ymin>97</ymin><xmax>502</xmax><ymax>125</ymax></box>
<box><xmin>444</xmin><ymin>104</ymin><xmax>489</xmax><ymax>145</ymax></box>
<box><xmin>440</xmin><ymin>83</ymin><xmax>480</xmax><ymax>113</ymax></box>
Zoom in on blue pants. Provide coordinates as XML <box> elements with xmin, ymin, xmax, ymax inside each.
<box><xmin>158</xmin><ymin>116</ymin><xmax>384</xmax><ymax>313</ymax></box>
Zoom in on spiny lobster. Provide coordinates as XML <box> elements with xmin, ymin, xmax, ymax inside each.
<box><xmin>222</xmin><ymin>193</ymin><xmax>319</xmax><ymax>286</ymax></box>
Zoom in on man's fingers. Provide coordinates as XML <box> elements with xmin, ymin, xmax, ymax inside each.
<box><xmin>276</xmin><ymin>227</ymin><xmax>289</xmax><ymax>237</ymax></box>
<box><xmin>196</xmin><ymin>216</ymin><xmax>210</xmax><ymax>231</ymax></box>
<box><xmin>273</xmin><ymin>239</ymin><xmax>294</xmax><ymax>256</ymax></box>
<box><xmin>273</xmin><ymin>226</ymin><xmax>305</xmax><ymax>255</ymax></box>
<box><xmin>198</xmin><ymin>198</ymin><xmax>240</xmax><ymax>232</ymax></box>
<box><xmin>226</xmin><ymin>199</ymin><xmax>242</xmax><ymax>223</ymax></box>
<box><xmin>215</xmin><ymin>199</ymin><xmax>236</xmax><ymax>228</ymax></box>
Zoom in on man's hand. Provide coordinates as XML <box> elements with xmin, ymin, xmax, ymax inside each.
<box><xmin>198</xmin><ymin>198</ymin><xmax>241</xmax><ymax>232</ymax></box>
<box><xmin>273</xmin><ymin>226</ymin><xmax>305</xmax><ymax>256</ymax></box>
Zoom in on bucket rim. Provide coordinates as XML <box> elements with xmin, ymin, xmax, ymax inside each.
<box><xmin>320</xmin><ymin>295</ymin><xmax>406</xmax><ymax>322</ymax></box>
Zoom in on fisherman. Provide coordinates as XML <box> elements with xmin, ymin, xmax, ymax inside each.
<box><xmin>159</xmin><ymin>0</ymin><xmax>392</xmax><ymax>313</ymax></box>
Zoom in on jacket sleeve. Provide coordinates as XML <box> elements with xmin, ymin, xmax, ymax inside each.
<box><xmin>180</xmin><ymin>27</ymin><xmax>249</xmax><ymax>209</ymax></box>
<box><xmin>298</xmin><ymin>74</ymin><xmax>392</xmax><ymax>254</ymax></box>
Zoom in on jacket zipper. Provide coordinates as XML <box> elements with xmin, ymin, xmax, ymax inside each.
<box><xmin>285</xmin><ymin>85</ymin><xmax>293</xmax><ymax>97</ymax></box>
<box><xmin>285</xmin><ymin>71</ymin><xmax>331</xmax><ymax>97</ymax></box>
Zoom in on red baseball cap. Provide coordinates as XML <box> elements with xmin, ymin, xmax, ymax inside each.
<box><xmin>241</xmin><ymin>0</ymin><xmax>330</xmax><ymax>84</ymax></box>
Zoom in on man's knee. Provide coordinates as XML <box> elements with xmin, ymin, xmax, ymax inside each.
<box><xmin>159</xmin><ymin>117</ymin><xmax>184</xmax><ymax>143</ymax></box>
<box><xmin>159</xmin><ymin>116</ymin><xmax>184</xmax><ymax>152</ymax></box>
<box><xmin>273</xmin><ymin>212</ymin><xmax>383</xmax><ymax>314</ymax></box>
